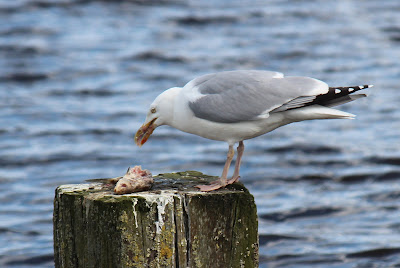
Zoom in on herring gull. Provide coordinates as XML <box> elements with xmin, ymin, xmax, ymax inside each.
<box><xmin>134</xmin><ymin>70</ymin><xmax>372</xmax><ymax>191</ymax></box>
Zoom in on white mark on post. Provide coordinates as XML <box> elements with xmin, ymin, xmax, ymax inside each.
<box><xmin>132</xmin><ymin>199</ymin><xmax>139</xmax><ymax>228</ymax></box>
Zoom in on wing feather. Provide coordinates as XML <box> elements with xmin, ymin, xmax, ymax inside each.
<box><xmin>185</xmin><ymin>70</ymin><xmax>329</xmax><ymax>123</ymax></box>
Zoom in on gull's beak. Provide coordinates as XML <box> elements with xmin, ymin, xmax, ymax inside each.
<box><xmin>134</xmin><ymin>118</ymin><xmax>157</xmax><ymax>147</ymax></box>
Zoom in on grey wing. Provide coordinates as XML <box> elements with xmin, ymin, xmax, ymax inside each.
<box><xmin>186</xmin><ymin>70</ymin><xmax>329</xmax><ymax>123</ymax></box>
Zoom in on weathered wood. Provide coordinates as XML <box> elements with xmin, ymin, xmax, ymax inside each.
<box><xmin>53</xmin><ymin>171</ymin><xmax>258</xmax><ymax>268</ymax></box>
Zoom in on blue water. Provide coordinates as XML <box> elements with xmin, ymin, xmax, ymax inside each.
<box><xmin>1</xmin><ymin>0</ymin><xmax>400</xmax><ymax>267</ymax></box>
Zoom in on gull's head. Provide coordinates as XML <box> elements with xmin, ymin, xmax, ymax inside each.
<box><xmin>134</xmin><ymin>87</ymin><xmax>181</xmax><ymax>147</ymax></box>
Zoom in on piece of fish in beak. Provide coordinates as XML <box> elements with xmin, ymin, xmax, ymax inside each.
<box><xmin>134</xmin><ymin>118</ymin><xmax>157</xmax><ymax>146</ymax></box>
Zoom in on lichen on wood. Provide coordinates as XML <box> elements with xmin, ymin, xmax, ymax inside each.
<box><xmin>54</xmin><ymin>171</ymin><xmax>258</xmax><ymax>268</ymax></box>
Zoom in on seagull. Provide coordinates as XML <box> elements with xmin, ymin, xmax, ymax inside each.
<box><xmin>134</xmin><ymin>70</ymin><xmax>372</xmax><ymax>191</ymax></box>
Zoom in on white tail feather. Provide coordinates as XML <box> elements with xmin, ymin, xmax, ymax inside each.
<box><xmin>285</xmin><ymin>105</ymin><xmax>355</xmax><ymax>121</ymax></box>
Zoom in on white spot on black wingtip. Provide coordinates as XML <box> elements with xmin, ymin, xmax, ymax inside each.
<box><xmin>335</xmin><ymin>88</ymin><xmax>341</xmax><ymax>94</ymax></box>
<box><xmin>359</xmin><ymin>85</ymin><xmax>373</xmax><ymax>89</ymax></box>
<box><xmin>348</xmin><ymin>87</ymin><xmax>354</xmax><ymax>92</ymax></box>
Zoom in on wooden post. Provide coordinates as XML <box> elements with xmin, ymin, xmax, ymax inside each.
<box><xmin>53</xmin><ymin>171</ymin><xmax>258</xmax><ymax>268</ymax></box>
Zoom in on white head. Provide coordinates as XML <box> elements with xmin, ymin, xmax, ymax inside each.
<box><xmin>134</xmin><ymin>87</ymin><xmax>181</xmax><ymax>146</ymax></box>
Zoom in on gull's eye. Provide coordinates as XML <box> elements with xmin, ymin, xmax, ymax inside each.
<box><xmin>150</xmin><ymin>107</ymin><xmax>156</xmax><ymax>114</ymax></box>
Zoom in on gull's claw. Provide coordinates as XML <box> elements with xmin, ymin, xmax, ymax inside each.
<box><xmin>227</xmin><ymin>175</ymin><xmax>240</xmax><ymax>185</ymax></box>
<box><xmin>195</xmin><ymin>179</ymin><xmax>228</xmax><ymax>192</ymax></box>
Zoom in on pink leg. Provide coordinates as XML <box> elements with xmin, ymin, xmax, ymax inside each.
<box><xmin>195</xmin><ymin>145</ymin><xmax>235</xmax><ymax>191</ymax></box>
<box><xmin>227</xmin><ymin>141</ymin><xmax>244</xmax><ymax>184</ymax></box>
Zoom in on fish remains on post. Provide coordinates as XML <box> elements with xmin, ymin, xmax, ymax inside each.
<box><xmin>134</xmin><ymin>70</ymin><xmax>372</xmax><ymax>191</ymax></box>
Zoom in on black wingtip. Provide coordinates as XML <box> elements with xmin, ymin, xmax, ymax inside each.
<box><xmin>329</xmin><ymin>84</ymin><xmax>373</xmax><ymax>96</ymax></box>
